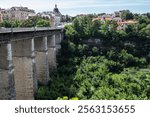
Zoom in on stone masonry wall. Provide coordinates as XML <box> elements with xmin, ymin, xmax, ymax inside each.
<box><xmin>34</xmin><ymin>36</ymin><xmax>49</xmax><ymax>85</ymax></box>
<box><xmin>12</xmin><ymin>39</ymin><xmax>35</xmax><ymax>100</ymax></box>
<box><xmin>47</xmin><ymin>35</ymin><xmax>56</xmax><ymax>70</ymax></box>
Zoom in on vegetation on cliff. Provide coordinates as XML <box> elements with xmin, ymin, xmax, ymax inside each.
<box><xmin>36</xmin><ymin>12</ymin><xmax>150</xmax><ymax>100</ymax></box>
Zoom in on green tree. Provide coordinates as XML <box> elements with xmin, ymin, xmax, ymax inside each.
<box><xmin>140</xmin><ymin>24</ymin><xmax>150</xmax><ymax>38</ymax></box>
<box><xmin>121</xmin><ymin>10</ymin><xmax>134</xmax><ymax>20</ymax></box>
<box><xmin>36</xmin><ymin>19</ymin><xmax>50</xmax><ymax>27</ymax></box>
<box><xmin>74</xmin><ymin>56</ymin><xmax>150</xmax><ymax>100</ymax></box>
<box><xmin>11</xmin><ymin>20</ymin><xmax>21</xmax><ymax>27</ymax></box>
<box><xmin>65</xmin><ymin>25</ymin><xmax>77</xmax><ymax>41</ymax></box>
<box><xmin>20</xmin><ymin>19</ymin><xmax>34</xmax><ymax>27</ymax></box>
<box><xmin>73</xmin><ymin>16</ymin><xmax>93</xmax><ymax>39</ymax></box>
<box><xmin>0</xmin><ymin>20</ymin><xmax>11</xmax><ymax>27</ymax></box>
<box><xmin>36</xmin><ymin>12</ymin><xmax>150</xmax><ymax>100</ymax></box>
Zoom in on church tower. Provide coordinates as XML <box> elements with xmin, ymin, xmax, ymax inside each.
<box><xmin>52</xmin><ymin>4</ymin><xmax>62</xmax><ymax>27</ymax></box>
<box><xmin>53</xmin><ymin>4</ymin><xmax>61</xmax><ymax>15</ymax></box>
<box><xmin>55</xmin><ymin>4</ymin><xmax>57</xmax><ymax>8</ymax></box>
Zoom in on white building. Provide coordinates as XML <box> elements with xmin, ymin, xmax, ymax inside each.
<box><xmin>0</xmin><ymin>9</ymin><xmax>2</xmax><ymax>22</ymax></box>
<box><xmin>37</xmin><ymin>4</ymin><xmax>62</xmax><ymax>27</ymax></box>
<box><xmin>52</xmin><ymin>4</ymin><xmax>62</xmax><ymax>27</ymax></box>
<box><xmin>7</xmin><ymin>6</ymin><xmax>35</xmax><ymax>21</ymax></box>
<box><xmin>0</xmin><ymin>8</ymin><xmax>8</xmax><ymax>22</ymax></box>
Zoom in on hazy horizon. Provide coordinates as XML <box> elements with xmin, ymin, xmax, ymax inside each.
<box><xmin>0</xmin><ymin>0</ymin><xmax>150</xmax><ymax>16</ymax></box>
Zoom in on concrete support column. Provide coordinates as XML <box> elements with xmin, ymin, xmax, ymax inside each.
<box><xmin>47</xmin><ymin>35</ymin><xmax>57</xmax><ymax>70</ymax></box>
<box><xmin>35</xmin><ymin>36</ymin><xmax>49</xmax><ymax>85</ymax></box>
<box><xmin>12</xmin><ymin>38</ymin><xmax>36</xmax><ymax>100</ymax></box>
<box><xmin>55</xmin><ymin>32</ymin><xmax>62</xmax><ymax>53</ymax></box>
<box><xmin>0</xmin><ymin>42</ymin><xmax>16</xmax><ymax>100</ymax></box>
<box><xmin>31</xmin><ymin>38</ymin><xmax>38</xmax><ymax>93</ymax></box>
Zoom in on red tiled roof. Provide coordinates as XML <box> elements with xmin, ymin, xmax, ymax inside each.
<box><xmin>117</xmin><ymin>20</ymin><xmax>138</xmax><ymax>25</ymax></box>
<box><xmin>93</xmin><ymin>17</ymin><xmax>138</xmax><ymax>25</ymax></box>
<box><xmin>92</xmin><ymin>17</ymin><xmax>113</xmax><ymax>21</ymax></box>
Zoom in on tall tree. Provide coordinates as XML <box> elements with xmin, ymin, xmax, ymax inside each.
<box><xmin>121</xmin><ymin>10</ymin><xmax>134</xmax><ymax>20</ymax></box>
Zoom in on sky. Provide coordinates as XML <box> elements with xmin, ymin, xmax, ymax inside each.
<box><xmin>0</xmin><ymin>0</ymin><xmax>150</xmax><ymax>16</ymax></box>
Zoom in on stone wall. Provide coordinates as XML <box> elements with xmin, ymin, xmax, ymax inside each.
<box><xmin>12</xmin><ymin>39</ymin><xmax>35</xmax><ymax>100</ymax></box>
<box><xmin>34</xmin><ymin>36</ymin><xmax>49</xmax><ymax>85</ymax></box>
<box><xmin>47</xmin><ymin>35</ymin><xmax>56</xmax><ymax>70</ymax></box>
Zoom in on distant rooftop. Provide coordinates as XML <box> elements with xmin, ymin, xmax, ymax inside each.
<box><xmin>9</xmin><ymin>6</ymin><xmax>35</xmax><ymax>13</ymax></box>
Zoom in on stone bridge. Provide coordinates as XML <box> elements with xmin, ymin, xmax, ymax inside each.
<box><xmin>0</xmin><ymin>27</ymin><xmax>63</xmax><ymax>100</ymax></box>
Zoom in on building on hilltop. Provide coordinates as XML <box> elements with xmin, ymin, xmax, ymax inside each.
<box><xmin>7</xmin><ymin>6</ymin><xmax>35</xmax><ymax>21</ymax></box>
<box><xmin>52</xmin><ymin>4</ymin><xmax>62</xmax><ymax>27</ymax></box>
<box><xmin>93</xmin><ymin>15</ymin><xmax>137</xmax><ymax>30</ymax></box>
<box><xmin>53</xmin><ymin>4</ymin><xmax>61</xmax><ymax>16</ymax></box>
<box><xmin>37</xmin><ymin>11</ymin><xmax>52</xmax><ymax>20</ymax></box>
<box><xmin>117</xmin><ymin>20</ymin><xmax>138</xmax><ymax>30</ymax></box>
<box><xmin>0</xmin><ymin>9</ymin><xmax>2</xmax><ymax>22</ymax></box>
<box><xmin>114</xmin><ymin>11</ymin><xmax>122</xmax><ymax>17</ymax></box>
<box><xmin>1</xmin><ymin>4</ymin><xmax>63</xmax><ymax>27</ymax></box>
<box><xmin>0</xmin><ymin>8</ymin><xmax>9</xmax><ymax>22</ymax></box>
<box><xmin>37</xmin><ymin>4</ymin><xmax>62</xmax><ymax>27</ymax></box>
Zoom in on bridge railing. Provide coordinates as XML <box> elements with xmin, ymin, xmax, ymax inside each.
<box><xmin>0</xmin><ymin>27</ymin><xmax>63</xmax><ymax>33</ymax></box>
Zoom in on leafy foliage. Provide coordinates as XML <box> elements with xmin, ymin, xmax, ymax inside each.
<box><xmin>0</xmin><ymin>16</ymin><xmax>51</xmax><ymax>28</ymax></box>
<box><xmin>35</xmin><ymin>14</ymin><xmax>150</xmax><ymax>100</ymax></box>
<box><xmin>121</xmin><ymin>10</ymin><xmax>134</xmax><ymax>20</ymax></box>
<box><xmin>73</xmin><ymin>56</ymin><xmax>150</xmax><ymax>100</ymax></box>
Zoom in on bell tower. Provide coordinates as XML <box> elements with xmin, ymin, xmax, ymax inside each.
<box><xmin>55</xmin><ymin>4</ymin><xmax>57</xmax><ymax>8</ymax></box>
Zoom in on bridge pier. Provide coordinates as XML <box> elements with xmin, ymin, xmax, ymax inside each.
<box><xmin>35</xmin><ymin>36</ymin><xmax>49</xmax><ymax>85</ymax></box>
<box><xmin>47</xmin><ymin>35</ymin><xmax>57</xmax><ymax>70</ymax></box>
<box><xmin>0</xmin><ymin>43</ymin><xmax>16</xmax><ymax>100</ymax></box>
<box><xmin>12</xmin><ymin>39</ymin><xmax>36</xmax><ymax>100</ymax></box>
<box><xmin>55</xmin><ymin>32</ymin><xmax>62</xmax><ymax>53</ymax></box>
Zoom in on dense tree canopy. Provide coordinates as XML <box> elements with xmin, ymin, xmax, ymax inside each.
<box><xmin>36</xmin><ymin>14</ymin><xmax>150</xmax><ymax>100</ymax></box>
<box><xmin>0</xmin><ymin>16</ymin><xmax>51</xmax><ymax>28</ymax></box>
<box><xmin>74</xmin><ymin>56</ymin><xmax>150</xmax><ymax>99</ymax></box>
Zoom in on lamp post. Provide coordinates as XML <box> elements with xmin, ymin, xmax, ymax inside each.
<box><xmin>32</xmin><ymin>19</ymin><xmax>36</xmax><ymax>32</ymax></box>
<box><xmin>11</xmin><ymin>21</ymin><xmax>13</xmax><ymax>38</ymax></box>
